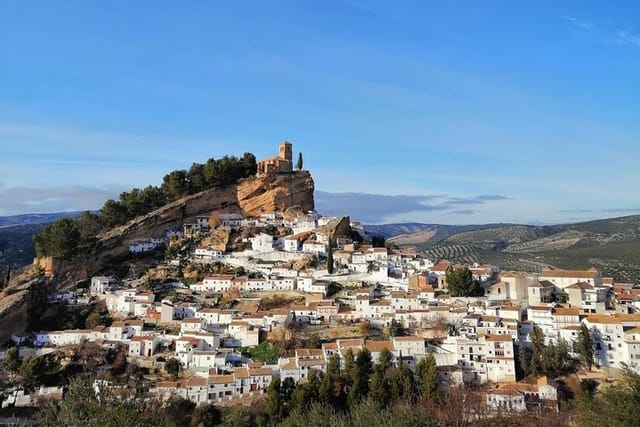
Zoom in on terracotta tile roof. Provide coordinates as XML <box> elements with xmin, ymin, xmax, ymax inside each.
<box><xmin>365</xmin><ymin>340</ymin><xmax>394</xmax><ymax>352</ymax></box>
<box><xmin>529</xmin><ymin>280</ymin><xmax>556</xmax><ymax>288</ymax></box>
<box><xmin>585</xmin><ymin>315</ymin><xmax>621</xmax><ymax>325</ymax></box>
<box><xmin>486</xmin><ymin>334</ymin><xmax>513</xmax><ymax>342</ymax></box>
<box><xmin>528</xmin><ymin>305</ymin><xmax>553</xmax><ymax>311</ymax></box>
<box><xmin>566</xmin><ymin>282</ymin><xmax>593</xmax><ymax>290</ymax></box>
<box><xmin>431</xmin><ymin>260</ymin><xmax>451</xmax><ymax>272</ymax></box>
<box><xmin>249</xmin><ymin>367</ymin><xmax>273</xmax><ymax>376</ymax></box>
<box><xmin>187</xmin><ymin>377</ymin><xmax>208</xmax><ymax>387</ymax></box>
<box><xmin>322</xmin><ymin>342</ymin><xmax>338</xmax><ymax>350</ymax></box>
<box><xmin>233</xmin><ymin>368</ymin><xmax>250</xmax><ymax>379</ymax></box>
<box><xmin>209</xmin><ymin>374</ymin><xmax>236</xmax><ymax>384</ymax></box>
<box><xmin>280</xmin><ymin>358</ymin><xmax>297</xmax><ymax>370</ymax></box>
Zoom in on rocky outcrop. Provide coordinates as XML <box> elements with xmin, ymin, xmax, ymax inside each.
<box><xmin>85</xmin><ymin>171</ymin><xmax>314</xmax><ymax>272</ymax></box>
<box><xmin>0</xmin><ymin>274</ymin><xmax>49</xmax><ymax>342</ymax></box>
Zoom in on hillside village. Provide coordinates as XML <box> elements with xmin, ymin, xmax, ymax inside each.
<box><xmin>2</xmin><ymin>143</ymin><xmax>640</xmax><ymax>419</ymax></box>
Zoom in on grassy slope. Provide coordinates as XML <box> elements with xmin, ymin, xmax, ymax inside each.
<box><xmin>395</xmin><ymin>215</ymin><xmax>640</xmax><ymax>283</ymax></box>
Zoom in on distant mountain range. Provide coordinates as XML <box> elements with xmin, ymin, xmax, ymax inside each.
<box><xmin>365</xmin><ymin>215</ymin><xmax>640</xmax><ymax>283</ymax></box>
<box><xmin>0</xmin><ymin>211</ymin><xmax>83</xmax><ymax>229</ymax></box>
<box><xmin>3</xmin><ymin>211</ymin><xmax>639</xmax><ymax>283</ymax></box>
<box><xmin>0</xmin><ymin>212</ymin><xmax>83</xmax><ymax>270</ymax></box>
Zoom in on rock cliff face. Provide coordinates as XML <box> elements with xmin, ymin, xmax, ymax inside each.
<box><xmin>0</xmin><ymin>274</ymin><xmax>49</xmax><ymax>342</ymax></box>
<box><xmin>84</xmin><ymin>171</ymin><xmax>314</xmax><ymax>272</ymax></box>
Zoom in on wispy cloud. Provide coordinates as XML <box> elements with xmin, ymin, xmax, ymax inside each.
<box><xmin>615</xmin><ymin>31</ymin><xmax>640</xmax><ymax>47</ymax></box>
<box><xmin>565</xmin><ymin>16</ymin><xmax>640</xmax><ymax>48</ymax></box>
<box><xmin>450</xmin><ymin>209</ymin><xmax>475</xmax><ymax>215</ymax></box>
<box><xmin>315</xmin><ymin>191</ymin><xmax>511</xmax><ymax>223</ymax></box>
<box><xmin>447</xmin><ymin>195</ymin><xmax>511</xmax><ymax>205</ymax></box>
<box><xmin>0</xmin><ymin>184</ymin><xmax>125</xmax><ymax>216</ymax></box>
<box><xmin>559</xmin><ymin>208</ymin><xmax>594</xmax><ymax>214</ymax></box>
<box><xmin>601</xmin><ymin>208</ymin><xmax>639</xmax><ymax>213</ymax></box>
<box><xmin>565</xmin><ymin>16</ymin><xmax>595</xmax><ymax>31</ymax></box>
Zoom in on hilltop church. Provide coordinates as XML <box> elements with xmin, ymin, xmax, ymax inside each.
<box><xmin>257</xmin><ymin>141</ymin><xmax>293</xmax><ymax>176</ymax></box>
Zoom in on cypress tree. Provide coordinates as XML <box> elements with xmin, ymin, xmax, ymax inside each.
<box><xmin>326</xmin><ymin>244</ymin><xmax>334</xmax><ymax>274</ymax></box>
<box><xmin>297</xmin><ymin>152</ymin><xmax>303</xmax><ymax>170</ymax></box>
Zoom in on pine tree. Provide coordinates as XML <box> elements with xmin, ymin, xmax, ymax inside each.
<box><xmin>343</xmin><ymin>349</ymin><xmax>355</xmax><ymax>388</ymax></box>
<box><xmin>349</xmin><ymin>348</ymin><xmax>373</xmax><ymax>406</ymax></box>
<box><xmin>518</xmin><ymin>344</ymin><xmax>530</xmax><ymax>377</ymax></box>
<box><xmin>416</xmin><ymin>353</ymin><xmax>439</xmax><ymax>402</ymax></box>
<box><xmin>297</xmin><ymin>152</ymin><xmax>303</xmax><ymax>170</ymax></box>
<box><xmin>318</xmin><ymin>371</ymin><xmax>334</xmax><ymax>405</ymax></box>
<box><xmin>264</xmin><ymin>377</ymin><xmax>283</xmax><ymax>422</ymax></box>
<box><xmin>529</xmin><ymin>326</ymin><xmax>545</xmax><ymax>376</ymax></box>
<box><xmin>377</xmin><ymin>348</ymin><xmax>392</xmax><ymax>373</ymax></box>
<box><xmin>445</xmin><ymin>267</ymin><xmax>477</xmax><ymax>297</ymax></box>
<box><xmin>369</xmin><ymin>366</ymin><xmax>391</xmax><ymax>408</ymax></box>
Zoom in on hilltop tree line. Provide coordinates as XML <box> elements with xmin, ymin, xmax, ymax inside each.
<box><xmin>33</xmin><ymin>153</ymin><xmax>257</xmax><ymax>259</ymax></box>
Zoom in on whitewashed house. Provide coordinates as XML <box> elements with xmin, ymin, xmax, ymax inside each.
<box><xmin>195</xmin><ymin>247</ymin><xmax>224</xmax><ymax>261</ymax></box>
<box><xmin>129</xmin><ymin>237</ymin><xmax>166</xmax><ymax>253</ymax></box>
<box><xmin>199</xmin><ymin>275</ymin><xmax>234</xmax><ymax>293</ymax></box>
<box><xmin>90</xmin><ymin>276</ymin><xmax>115</xmax><ymax>295</ymax></box>
<box><xmin>249</xmin><ymin>233</ymin><xmax>275</xmax><ymax>253</ymax></box>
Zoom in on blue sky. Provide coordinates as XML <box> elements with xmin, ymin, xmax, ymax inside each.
<box><xmin>1</xmin><ymin>1</ymin><xmax>639</xmax><ymax>224</ymax></box>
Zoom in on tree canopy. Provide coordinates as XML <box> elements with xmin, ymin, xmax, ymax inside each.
<box><xmin>33</xmin><ymin>152</ymin><xmax>257</xmax><ymax>259</ymax></box>
<box><xmin>445</xmin><ymin>267</ymin><xmax>479</xmax><ymax>297</ymax></box>
<box><xmin>33</xmin><ymin>218</ymin><xmax>80</xmax><ymax>260</ymax></box>
<box><xmin>576</xmin><ymin>323</ymin><xmax>595</xmax><ymax>370</ymax></box>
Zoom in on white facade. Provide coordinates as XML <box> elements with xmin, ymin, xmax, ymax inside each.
<box><xmin>195</xmin><ymin>247</ymin><xmax>223</xmax><ymax>260</ymax></box>
<box><xmin>249</xmin><ymin>233</ymin><xmax>275</xmax><ymax>253</ymax></box>
<box><xmin>129</xmin><ymin>237</ymin><xmax>166</xmax><ymax>253</ymax></box>
<box><xmin>90</xmin><ymin>276</ymin><xmax>114</xmax><ymax>295</ymax></box>
<box><xmin>283</xmin><ymin>237</ymin><xmax>300</xmax><ymax>252</ymax></box>
<box><xmin>200</xmin><ymin>275</ymin><xmax>234</xmax><ymax>292</ymax></box>
<box><xmin>302</xmin><ymin>242</ymin><xmax>327</xmax><ymax>255</ymax></box>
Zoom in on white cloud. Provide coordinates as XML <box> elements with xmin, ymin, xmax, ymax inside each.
<box><xmin>566</xmin><ymin>16</ymin><xmax>640</xmax><ymax>48</ymax></box>
<box><xmin>616</xmin><ymin>30</ymin><xmax>640</xmax><ymax>47</ymax></box>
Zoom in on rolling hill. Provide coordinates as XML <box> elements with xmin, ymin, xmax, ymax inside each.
<box><xmin>366</xmin><ymin>215</ymin><xmax>640</xmax><ymax>283</ymax></box>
